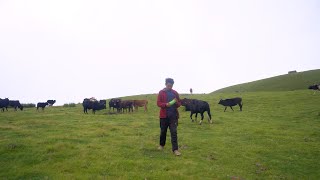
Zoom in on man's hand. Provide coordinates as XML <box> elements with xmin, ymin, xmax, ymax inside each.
<box><xmin>167</xmin><ymin>98</ymin><xmax>177</xmax><ymax>107</ymax></box>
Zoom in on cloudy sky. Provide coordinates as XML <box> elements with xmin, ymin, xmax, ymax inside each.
<box><xmin>1</xmin><ymin>0</ymin><xmax>319</xmax><ymax>105</ymax></box>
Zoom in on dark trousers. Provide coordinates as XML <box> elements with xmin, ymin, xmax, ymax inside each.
<box><xmin>160</xmin><ymin>117</ymin><xmax>178</xmax><ymax>151</ymax></box>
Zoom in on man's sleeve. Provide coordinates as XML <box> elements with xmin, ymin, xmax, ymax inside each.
<box><xmin>157</xmin><ymin>91</ymin><xmax>167</xmax><ymax>108</ymax></box>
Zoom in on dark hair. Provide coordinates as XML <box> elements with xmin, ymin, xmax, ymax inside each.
<box><xmin>165</xmin><ymin>78</ymin><xmax>174</xmax><ymax>84</ymax></box>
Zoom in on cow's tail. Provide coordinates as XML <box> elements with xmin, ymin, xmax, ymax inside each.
<box><xmin>240</xmin><ymin>101</ymin><xmax>243</xmax><ymax>111</ymax></box>
<box><xmin>207</xmin><ymin>104</ymin><xmax>212</xmax><ymax>123</ymax></box>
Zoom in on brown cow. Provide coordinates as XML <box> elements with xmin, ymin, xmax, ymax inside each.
<box><xmin>133</xmin><ymin>100</ymin><xmax>148</xmax><ymax>112</ymax></box>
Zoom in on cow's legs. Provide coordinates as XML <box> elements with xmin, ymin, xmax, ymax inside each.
<box><xmin>190</xmin><ymin>112</ymin><xmax>194</xmax><ymax>122</ymax></box>
<box><xmin>224</xmin><ymin>107</ymin><xmax>227</xmax><ymax>112</ymax></box>
<box><xmin>230</xmin><ymin>106</ymin><xmax>234</xmax><ymax>111</ymax></box>
<box><xmin>199</xmin><ymin>113</ymin><xmax>204</xmax><ymax>125</ymax></box>
<box><xmin>195</xmin><ymin>113</ymin><xmax>198</xmax><ymax>122</ymax></box>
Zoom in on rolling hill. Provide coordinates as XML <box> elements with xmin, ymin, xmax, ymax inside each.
<box><xmin>212</xmin><ymin>69</ymin><xmax>320</xmax><ymax>93</ymax></box>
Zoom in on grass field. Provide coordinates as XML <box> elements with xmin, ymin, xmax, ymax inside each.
<box><xmin>1</xmin><ymin>90</ymin><xmax>320</xmax><ymax>179</ymax></box>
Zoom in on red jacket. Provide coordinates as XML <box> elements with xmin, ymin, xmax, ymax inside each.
<box><xmin>157</xmin><ymin>88</ymin><xmax>181</xmax><ymax>118</ymax></box>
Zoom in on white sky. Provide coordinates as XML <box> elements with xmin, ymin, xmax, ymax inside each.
<box><xmin>1</xmin><ymin>0</ymin><xmax>319</xmax><ymax>105</ymax></box>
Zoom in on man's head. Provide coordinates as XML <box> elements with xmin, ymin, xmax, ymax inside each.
<box><xmin>165</xmin><ymin>78</ymin><xmax>174</xmax><ymax>90</ymax></box>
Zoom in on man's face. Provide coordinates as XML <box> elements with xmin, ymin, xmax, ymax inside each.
<box><xmin>166</xmin><ymin>83</ymin><xmax>173</xmax><ymax>90</ymax></box>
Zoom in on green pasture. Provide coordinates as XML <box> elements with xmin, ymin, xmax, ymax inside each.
<box><xmin>214</xmin><ymin>69</ymin><xmax>320</xmax><ymax>93</ymax></box>
<box><xmin>0</xmin><ymin>90</ymin><xmax>320</xmax><ymax>179</ymax></box>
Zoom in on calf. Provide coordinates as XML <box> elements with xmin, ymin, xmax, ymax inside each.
<box><xmin>109</xmin><ymin>98</ymin><xmax>121</xmax><ymax>112</ymax></box>
<box><xmin>181</xmin><ymin>98</ymin><xmax>212</xmax><ymax>125</ymax></box>
<box><xmin>8</xmin><ymin>100</ymin><xmax>23</xmax><ymax>111</ymax></box>
<box><xmin>308</xmin><ymin>84</ymin><xmax>320</xmax><ymax>94</ymax></box>
<box><xmin>118</xmin><ymin>100</ymin><xmax>134</xmax><ymax>113</ymax></box>
<box><xmin>47</xmin><ymin>100</ymin><xmax>56</xmax><ymax>106</ymax></box>
<box><xmin>83</xmin><ymin>98</ymin><xmax>106</xmax><ymax>114</ymax></box>
<box><xmin>218</xmin><ymin>97</ymin><xmax>243</xmax><ymax>112</ymax></box>
<box><xmin>37</xmin><ymin>102</ymin><xmax>49</xmax><ymax>111</ymax></box>
<box><xmin>133</xmin><ymin>100</ymin><xmax>148</xmax><ymax>112</ymax></box>
<box><xmin>0</xmin><ymin>98</ymin><xmax>9</xmax><ymax>112</ymax></box>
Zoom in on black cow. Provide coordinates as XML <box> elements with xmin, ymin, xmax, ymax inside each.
<box><xmin>181</xmin><ymin>98</ymin><xmax>212</xmax><ymax>125</ymax></box>
<box><xmin>118</xmin><ymin>100</ymin><xmax>134</xmax><ymax>113</ymax></box>
<box><xmin>109</xmin><ymin>98</ymin><xmax>121</xmax><ymax>112</ymax></box>
<box><xmin>218</xmin><ymin>97</ymin><xmax>243</xmax><ymax>112</ymax></box>
<box><xmin>0</xmin><ymin>98</ymin><xmax>9</xmax><ymax>112</ymax></box>
<box><xmin>83</xmin><ymin>98</ymin><xmax>106</xmax><ymax>114</ymax></box>
<box><xmin>308</xmin><ymin>84</ymin><xmax>320</xmax><ymax>94</ymax></box>
<box><xmin>47</xmin><ymin>100</ymin><xmax>56</xmax><ymax>106</ymax></box>
<box><xmin>8</xmin><ymin>100</ymin><xmax>23</xmax><ymax>111</ymax></box>
<box><xmin>37</xmin><ymin>102</ymin><xmax>49</xmax><ymax>111</ymax></box>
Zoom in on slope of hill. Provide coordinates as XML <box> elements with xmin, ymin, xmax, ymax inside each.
<box><xmin>212</xmin><ymin>69</ymin><xmax>320</xmax><ymax>93</ymax></box>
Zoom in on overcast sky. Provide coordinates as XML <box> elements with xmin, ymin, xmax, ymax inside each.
<box><xmin>1</xmin><ymin>0</ymin><xmax>319</xmax><ymax>105</ymax></box>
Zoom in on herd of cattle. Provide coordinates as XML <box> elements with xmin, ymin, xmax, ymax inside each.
<box><xmin>82</xmin><ymin>98</ymin><xmax>149</xmax><ymax>114</ymax></box>
<box><xmin>1</xmin><ymin>84</ymin><xmax>318</xmax><ymax>124</ymax></box>
<box><xmin>0</xmin><ymin>96</ymin><xmax>243</xmax><ymax>125</ymax></box>
<box><xmin>0</xmin><ymin>99</ymin><xmax>56</xmax><ymax>112</ymax></box>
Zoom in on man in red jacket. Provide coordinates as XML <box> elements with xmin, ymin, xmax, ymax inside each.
<box><xmin>157</xmin><ymin>78</ymin><xmax>182</xmax><ymax>156</ymax></box>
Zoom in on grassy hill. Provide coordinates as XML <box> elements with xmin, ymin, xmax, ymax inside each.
<box><xmin>1</xmin><ymin>91</ymin><xmax>320</xmax><ymax>179</ymax></box>
<box><xmin>213</xmin><ymin>69</ymin><xmax>320</xmax><ymax>93</ymax></box>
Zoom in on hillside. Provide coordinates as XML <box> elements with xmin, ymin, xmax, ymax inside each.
<box><xmin>212</xmin><ymin>69</ymin><xmax>320</xmax><ymax>93</ymax></box>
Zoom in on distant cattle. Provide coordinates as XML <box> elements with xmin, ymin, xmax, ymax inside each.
<box><xmin>109</xmin><ymin>98</ymin><xmax>121</xmax><ymax>112</ymax></box>
<box><xmin>0</xmin><ymin>98</ymin><xmax>9</xmax><ymax>112</ymax></box>
<box><xmin>119</xmin><ymin>100</ymin><xmax>134</xmax><ymax>113</ymax></box>
<box><xmin>308</xmin><ymin>84</ymin><xmax>320</xmax><ymax>94</ymax></box>
<box><xmin>47</xmin><ymin>100</ymin><xmax>56</xmax><ymax>106</ymax></box>
<box><xmin>181</xmin><ymin>98</ymin><xmax>212</xmax><ymax>125</ymax></box>
<box><xmin>218</xmin><ymin>97</ymin><xmax>243</xmax><ymax>112</ymax></box>
<box><xmin>8</xmin><ymin>100</ymin><xmax>23</xmax><ymax>111</ymax></box>
<box><xmin>133</xmin><ymin>100</ymin><xmax>148</xmax><ymax>112</ymax></box>
<box><xmin>37</xmin><ymin>102</ymin><xmax>49</xmax><ymax>111</ymax></box>
<box><xmin>83</xmin><ymin>98</ymin><xmax>106</xmax><ymax>114</ymax></box>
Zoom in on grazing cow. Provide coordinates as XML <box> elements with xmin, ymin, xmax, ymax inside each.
<box><xmin>218</xmin><ymin>97</ymin><xmax>243</xmax><ymax>112</ymax></box>
<box><xmin>37</xmin><ymin>102</ymin><xmax>49</xmax><ymax>111</ymax></box>
<box><xmin>109</xmin><ymin>98</ymin><xmax>121</xmax><ymax>112</ymax></box>
<box><xmin>181</xmin><ymin>98</ymin><xmax>212</xmax><ymax>125</ymax></box>
<box><xmin>308</xmin><ymin>84</ymin><xmax>320</xmax><ymax>94</ymax></box>
<box><xmin>83</xmin><ymin>98</ymin><xmax>106</xmax><ymax>114</ymax></box>
<box><xmin>0</xmin><ymin>98</ymin><xmax>9</xmax><ymax>112</ymax></box>
<box><xmin>118</xmin><ymin>100</ymin><xmax>134</xmax><ymax>113</ymax></box>
<box><xmin>8</xmin><ymin>100</ymin><xmax>23</xmax><ymax>111</ymax></box>
<box><xmin>133</xmin><ymin>100</ymin><xmax>148</xmax><ymax>112</ymax></box>
<box><xmin>47</xmin><ymin>100</ymin><xmax>56</xmax><ymax>106</ymax></box>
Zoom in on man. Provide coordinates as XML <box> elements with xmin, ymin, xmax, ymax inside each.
<box><xmin>157</xmin><ymin>78</ymin><xmax>182</xmax><ymax>156</ymax></box>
